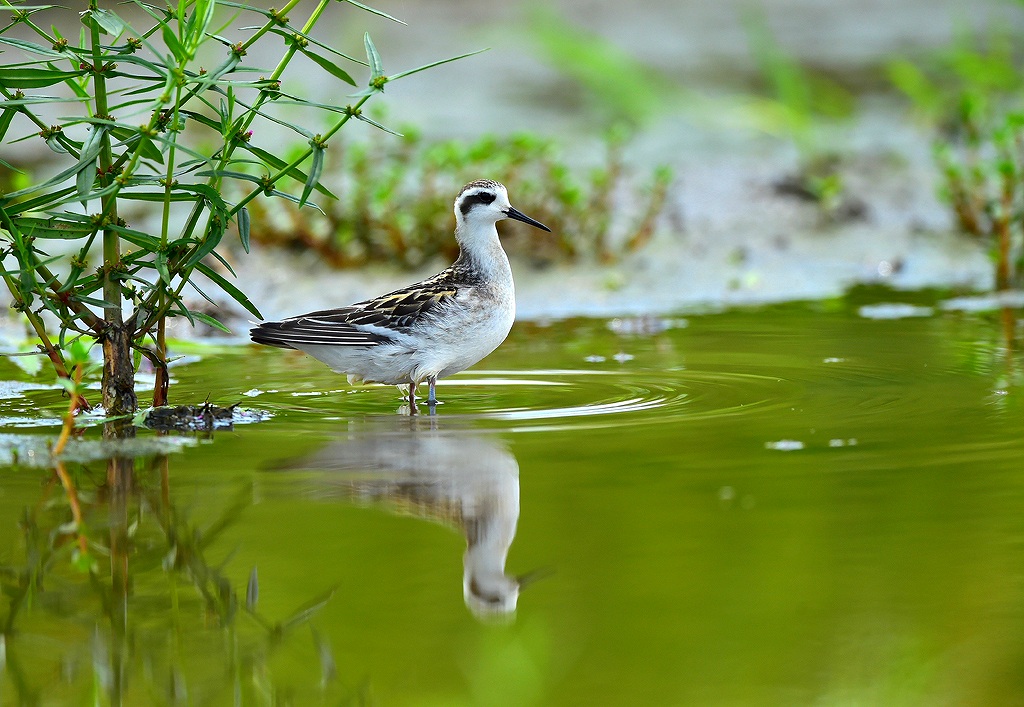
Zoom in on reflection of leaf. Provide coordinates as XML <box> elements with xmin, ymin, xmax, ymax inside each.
<box><xmin>279</xmin><ymin>586</ymin><xmax>337</xmax><ymax>633</ymax></box>
<box><xmin>246</xmin><ymin>566</ymin><xmax>259</xmax><ymax>611</ymax></box>
<box><xmin>312</xmin><ymin>628</ymin><xmax>337</xmax><ymax>685</ymax></box>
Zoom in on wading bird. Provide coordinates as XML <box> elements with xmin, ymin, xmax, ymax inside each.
<box><xmin>250</xmin><ymin>181</ymin><xmax>550</xmax><ymax>412</ymax></box>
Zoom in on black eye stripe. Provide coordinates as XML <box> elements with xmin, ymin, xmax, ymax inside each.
<box><xmin>459</xmin><ymin>191</ymin><xmax>496</xmax><ymax>215</ymax></box>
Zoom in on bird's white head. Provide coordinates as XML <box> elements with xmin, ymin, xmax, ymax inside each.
<box><xmin>453</xmin><ymin>180</ymin><xmax>551</xmax><ymax>246</ymax></box>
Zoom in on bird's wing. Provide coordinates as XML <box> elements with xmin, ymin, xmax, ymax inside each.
<box><xmin>249</xmin><ymin>273</ymin><xmax>460</xmax><ymax>349</ymax></box>
<box><xmin>346</xmin><ymin>274</ymin><xmax>460</xmax><ymax>329</ymax></box>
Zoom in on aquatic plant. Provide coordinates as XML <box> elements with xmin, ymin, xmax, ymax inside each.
<box><xmin>245</xmin><ymin>122</ymin><xmax>674</xmax><ymax>268</ymax></box>
<box><xmin>0</xmin><ymin>0</ymin><xmax>475</xmax><ymax>413</ymax></box>
<box><xmin>889</xmin><ymin>26</ymin><xmax>1024</xmax><ymax>289</ymax></box>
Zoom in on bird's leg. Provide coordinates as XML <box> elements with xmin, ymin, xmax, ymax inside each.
<box><xmin>426</xmin><ymin>376</ymin><xmax>439</xmax><ymax>410</ymax></box>
<box><xmin>408</xmin><ymin>380</ymin><xmax>419</xmax><ymax>415</ymax></box>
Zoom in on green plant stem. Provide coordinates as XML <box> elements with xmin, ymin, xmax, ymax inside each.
<box><xmin>151</xmin><ymin>81</ymin><xmax>183</xmax><ymax>407</ymax></box>
<box><xmin>239</xmin><ymin>0</ymin><xmax>305</xmax><ymax>52</ymax></box>
<box><xmin>87</xmin><ymin>2</ymin><xmax>138</xmax><ymax>415</ymax></box>
<box><xmin>88</xmin><ymin>12</ymin><xmax>120</xmax><ymax>329</ymax></box>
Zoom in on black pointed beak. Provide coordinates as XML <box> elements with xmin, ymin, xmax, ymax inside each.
<box><xmin>504</xmin><ymin>206</ymin><xmax>551</xmax><ymax>232</ymax></box>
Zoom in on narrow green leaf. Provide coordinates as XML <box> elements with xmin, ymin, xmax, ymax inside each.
<box><xmin>110</xmin><ymin>128</ymin><xmax>164</xmax><ymax>164</ymax></box>
<box><xmin>2</xmin><ymin>187</ymin><xmax>77</xmax><ymax>216</ymax></box>
<box><xmin>0</xmin><ymin>68</ymin><xmax>85</xmax><ymax>88</ymax></box>
<box><xmin>107</xmin><ymin>224</ymin><xmax>162</xmax><ymax>250</ymax></box>
<box><xmin>300</xmin><ymin>145</ymin><xmax>324</xmax><ymax>207</ymax></box>
<box><xmin>81</xmin><ymin>8</ymin><xmax>126</xmax><ymax>37</ymax></box>
<box><xmin>298</xmin><ymin>46</ymin><xmax>357</xmax><ymax>86</ymax></box>
<box><xmin>389</xmin><ymin>48</ymin><xmax>488</xmax><ymax>81</ymax></box>
<box><xmin>268</xmin><ymin>189</ymin><xmax>324</xmax><ymax>214</ymax></box>
<box><xmin>0</xmin><ymin>108</ymin><xmax>16</xmax><ymax>144</ymax></box>
<box><xmin>185</xmin><ymin>278</ymin><xmax>217</xmax><ymax>308</ymax></box>
<box><xmin>155</xmin><ymin>250</ymin><xmax>170</xmax><ymax>284</ymax></box>
<box><xmin>347</xmin><ymin>86</ymin><xmax>380</xmax><ymax>98</ymax></box>
<box><xmin>0</xmin><ymin>95</ymin><xmax>88</xmax><ymax>108</ymax></box>
<box><xmin>208</xmin><ymin>248</ymin><xmax>237</xmax><ymax>277</ymax></box>
<box><xmin>342</xmin><ymin>0</ymin><xmax>405</xmax><ymax>24</ymax></box>
<box><xmin>45</xmin><ymin>135</ymin><xmax>68</xmax><ymax>154</ymax></box>
<box><xmin>235</xmin><ymin>104</ymin><xmax>314</xmax><ymax>140</ymax></box>
<box><xmin>161</xmin><ymin>22</ymin><xmax>185</xmax><ymax>61</ymax></box>
<box><xmin>36</xmin><ymin>180</ymin><xmax>120</xmax><ymax>213</ymax></box>
<box><xmin>0</xmin><ymin>5</ymin><xmax>56</xmax><ymax>12</ymax></box>
<box><xmin>183</xmin><ymin>216</ymin><xmax>226</xmax><ymax>269</ymax></box>
<box><xmin>191</xmin><ymin>310</ymin><xmax>232</xmax><ymax>333</ymax></box>
<box><xmin>364</xmin><ymin>32</ymin><xmax>383</xmax><ymax>80</ymax></box>
<box><xmin>195</xmin><ymin>169</ymin><xmax>265</xmax><ymax>185</ymax></box>
<box><xmin>102</xmin><ymin>52</ymin><xmax>173</xmax><ymax>76</ymax></box>
<box><xmin>354</xmin><ymin>112</ymin><xmax>403</xmax><ymax>136</ymax></box>
<box><xmin>195</xmin><ymin>262</ymin><xmax>262</xmax><ymax>319</ymax></box>
<box><xmin>185</xmin><ymin>0</ymin><xmax>216</xmax><ymax>54</ymax></box>
<box><xmin>217</xmin><ymin>1</ymin><xmax>273</xmax><ymax>16</ymax></box>
<box><xmin>71</xmin><ymin>293</ymin><xmax>117</xmax><ymax>308</ymax></box>
<box><xmin>236</xmin><ymin>143</ymin><xmax>289</xmax><ymax>170</ymax></box>
<box><xmin>237</xmin><ymin>207</ymin><xmax>250</xmax><ymax>253</ymax></box>
<box><xmin>16</xmin><ymin>217</ymin><xmax>93</xmax><ymax>240</ymax></box>
<box><xmin>179</xmin><ymin>109</ymin><xmax>222</xmax><ymax>132</ymax></box>
<box><xmin>262</xmin><ymin>27</ymin><xmax>365</xmax><ymax>66</ymax></box>
<box><xmin>118</xmin><ymin>191</ymin><xmax>202</xmax><ymax>204</ymax></box>
<box><xmin>184</xmin><ymin>228</ymin><xmax>224</xmax><ymax>270</ymax></box>
<box><xmin>0</xmin><ymin>37</ymin><xmax>69</xmax><ymax>58</ymax></box>
<box><xmin>75</xmin><ymin>125</ymin><xmax>106</xmax><ymax>202</ymax></box>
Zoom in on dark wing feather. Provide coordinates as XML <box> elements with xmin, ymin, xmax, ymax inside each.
<box><xmin>249</xmin><ymin>271</ymin><xmax>461</xmax><ymax>349</ymax></box>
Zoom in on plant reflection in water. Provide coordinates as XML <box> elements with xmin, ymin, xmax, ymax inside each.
<box><xmin>1</xmin><ymin>421</ymin><xmax>340</xmax><ymax>705</ymax></box>
<box><xmin>273</xmin><ymin>417</ymin><xmax>540</xmax><ymax>619</ymax></box>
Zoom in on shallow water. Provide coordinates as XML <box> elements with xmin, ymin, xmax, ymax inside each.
<box><xmin>1</xmin><ymin>296</ymin><xmax>1023</xmax><ymax>705</ymax></box>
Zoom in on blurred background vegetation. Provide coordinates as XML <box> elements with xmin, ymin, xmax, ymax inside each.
<box><xmin>5</xmin><ymin>0</ymin><xmax>1024</xmax><ymax>395</ymax></box>
<box><xmin>4</xmin><ymin>0</ymin><xmax>1024</xmax><ymax>290</ymax></box>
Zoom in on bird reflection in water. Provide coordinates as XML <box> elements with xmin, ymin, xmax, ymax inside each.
<box><xmin>274</xmin><ymin>418</ymin><xmax>539</xmax><ymax>618</ymax></box>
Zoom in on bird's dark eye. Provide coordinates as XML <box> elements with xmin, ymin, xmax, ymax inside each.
<box><xmin>459</xmin><ymin>191</ymin><xmax>497</xmax><ymax>215</ymax></box>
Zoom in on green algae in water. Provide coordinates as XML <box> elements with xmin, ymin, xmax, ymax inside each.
<box><xmin>0</xmin><ymin>301</ymin><xmax>1023</xmax><ymax>704</ymax></box>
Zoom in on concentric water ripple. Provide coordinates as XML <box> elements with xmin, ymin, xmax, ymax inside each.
<box><xmin>452</xmin><ymin>368</ymin><xmax>802</xmax><ymax>431</ymax></box>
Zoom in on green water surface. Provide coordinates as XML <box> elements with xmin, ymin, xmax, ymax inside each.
<box><xmin>0</xmin><ymin>297</ymin><xmax>1022</xmax><ymax>705</ymax></box>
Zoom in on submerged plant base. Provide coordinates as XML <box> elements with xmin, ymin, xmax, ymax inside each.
<box><xmin>139</xmin><ymin>403</ymin><xmax>268</xmax><ymax>432</ymax></box>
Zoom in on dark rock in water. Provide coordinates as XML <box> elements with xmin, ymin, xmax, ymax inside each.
<box><xmin>142</xmin><ymin>403</ymin><xmax>240</xmax><ymax>431</ymax></box>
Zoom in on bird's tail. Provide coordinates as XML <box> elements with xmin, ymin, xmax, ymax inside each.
<box><xmin>249</xmin><ymin>322</ymin><xmax>297</xmax><ymax>349</ymax></box>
